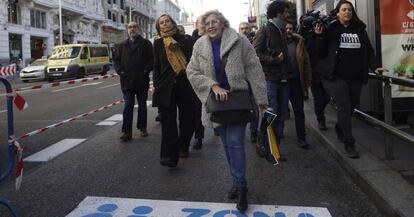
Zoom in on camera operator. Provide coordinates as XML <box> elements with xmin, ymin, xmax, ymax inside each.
<box><xmin>314</xmin><ymin>1</ymin><xmax>388</xmax><ymax>159</ymax></box>
<box><xmin>298</xmin><ymin>11</ymin><xmax>333</xmax><ymax>131</ymax></box>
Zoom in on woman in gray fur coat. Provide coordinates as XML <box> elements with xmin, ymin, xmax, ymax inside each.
<box><xmin>186</xmin><ymin>10</ymin><xmax>268</xmax><ymax>212</ymax></box>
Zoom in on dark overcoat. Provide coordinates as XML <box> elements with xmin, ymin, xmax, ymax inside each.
<box><xmin>152</xmin><ymin>33</ymin><xmax>195</xmax><ymax>107</ymax></box>
<box><xmin>113</xmin><ymin>35</ymin><xmax>154</xmax><ymax>90</ymax></box>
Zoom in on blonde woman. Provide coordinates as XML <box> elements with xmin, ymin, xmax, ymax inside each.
<box><xmin>153</xmin><ymin>14</ymin><xmax>197</xmax><ymax>167</ymax></box>
<box><xmin>187</xmin><ymin>10</ymin><xmax>267</xmax><ymax>212</ymax></box>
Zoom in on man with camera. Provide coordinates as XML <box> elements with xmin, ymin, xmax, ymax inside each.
<box><xmin>254</xmin><ymin>1</ymin><xmax>292</xmax><ymax>158</ymax></box>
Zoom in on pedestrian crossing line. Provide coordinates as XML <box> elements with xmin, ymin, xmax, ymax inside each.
<box><xmin>66</xmin><ymin>196</ymin><xmax>332</xmax><ymax>217</ymax></box>
<box><xmin>24</xmin><ymin>139</ymin><xmax>86</xmax><ymax>162</ymax></box>
<box><xmin>96</xmin><ymin>101</ymin><xmax>152</xmax><ymax>126</ymax></box>
<box><xmin>134</xmin><ymin>101</ymin><xmax>152</xmax><ymax>108</ymax></box>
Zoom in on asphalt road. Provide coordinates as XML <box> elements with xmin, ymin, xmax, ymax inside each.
<box><xmin>0</xmin><ymin>74</ymin><xmax>385</xmax><ymax>217</ymax></box>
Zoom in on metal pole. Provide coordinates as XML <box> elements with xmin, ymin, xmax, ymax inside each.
<box><xmin>59</xmin><ymin>0</ymin><xmax>63</xmax><ymax>45</ymax></box>
<box><xmin>129</xmin><ymin>6</ymin><xmax>132</xmax><ymax>23</ymax></box>
<box><xmin>383</xmin><ymin>80</ymin><xmax>394</xmax><ymax>160</ymax></box>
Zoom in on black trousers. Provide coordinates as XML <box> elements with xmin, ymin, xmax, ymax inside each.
<box><xmin>194</xmin><ymin>97</ymin><xmax>205</xmax><ymax>140</ymax></box>
<box><xmin>322</xmin><ymin>77</ymin><xmax>362</xmax><ymax>145</ymax></box>
<box><xmin>311</xmin><ymin>82</ymin><xmax>330</xmax><ymax>123</ymax></box>
<box><xmin>122</xmin><ymin>89</ymin><xmax>148</xmax><ymax>134</ymax></box>
<box><xmin>159</xmin><ymin>82</ymin><xmax>195</xmax><ymax>162</ymax></box>
<box><xmin>289</xmin><ymin>79</ymin><xmax>306</xmax><ymax>141</ymax></box>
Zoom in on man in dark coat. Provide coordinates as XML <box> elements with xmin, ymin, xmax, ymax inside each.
<box><xmin>253</xmin><ymin>1</ymin><xmax>292</xmax><ymax>158</ymax></box>
<box><xmin>113</xmin><ymin>21</ymin><xmax>154</xmax><ymax>141</ymax></box>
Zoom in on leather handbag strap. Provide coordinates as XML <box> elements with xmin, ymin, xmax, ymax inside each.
<box><xmin>218</xmin><ymin>54</ymin><xmax>228</xmax><ymax>85</ymax></box>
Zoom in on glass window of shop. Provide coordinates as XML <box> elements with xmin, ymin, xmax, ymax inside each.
<box><xmin>7</xmin><ymin>3</ymin><xmax>21</xmax><ymax>24</ymax></box>
<box><xmin>9</xmin><ymin>33</ymin><xmax>22</xmax><ymax>63</ymax></box>
<box><xmin>30</xmin><ymin>10</ymin><xmax>46</xmax><ymax>29</ymax></box>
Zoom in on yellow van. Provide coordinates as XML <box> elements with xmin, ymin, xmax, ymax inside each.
<box><xmin>45</xmin><ymin>44</ymin><xmax>110</xmax><ymax>82</ymax></box>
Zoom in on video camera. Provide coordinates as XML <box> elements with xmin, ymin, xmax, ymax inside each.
<box><xmin>299</xmin><ymin>10</ymin><xmax>336</xmax><ymax>35</ymax></box>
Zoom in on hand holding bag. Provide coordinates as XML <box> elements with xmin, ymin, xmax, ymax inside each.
<box><xmin>205</xmin><ymin>54</ymin><xmax>258</xmax><ymax>124</ymax></box>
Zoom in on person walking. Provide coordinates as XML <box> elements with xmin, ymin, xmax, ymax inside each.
<box><xmin>153</xmin><ymin>14</ymin><xmax>196</xmax><ymax>167</ymax></box>
<box><xmin>187</xmin><ymin>10</ymin><xmax>267</xmax><ymax>212</ymax></box>
<box><xmin>285</xmin><ymin>21</ymin><xmax>312</xmax><ymax>148</ymax></box>
<box><xmin>114</xmin><ymin>21</ymin><xmax>153</xmax><ymax>141</ymax></box>
<box><xmin>314</xmin><ymin>0</ymin><xmax>388</xmax><ymax>158</ymax></box>
<box><xmin>253</xmin><ymin>1</ymin><xmax>292</xmax><ymax>158</ymax></box>
<box><xmin>239</xmin><ymin>21</ymin><xmax>259</xmax><ymax>143</ymax></box>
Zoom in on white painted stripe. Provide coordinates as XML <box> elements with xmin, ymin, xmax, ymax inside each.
<box><xmin>133</xmin><ymin>101</ymin><xmax>152</xmax><ymax>108</ymax></box>
<box><xmin>97</xmin><ymin>83</ymin><xmax>119</xmax><ymax>89</ymax></box>
<box><xmin>67</xmin><ymin>197</ymin><xmax>332</xmax><ymax>217</ymax></box>
<box><xmin>96</xmin><ymin>121</ymin><xmax>117</xmax><ymax>126</ymax></box>
<box><xmin>105</xmin><ymin>114</ymin><xmax>123</xmax><ymax>121</ymax></box>
<box><xmin>52</xmin><ymin>82</ymin><xmax>103</xmax><ymax>93</ymax></box>
<box><xmin>24</xmin><ymin>139</ymin><xmax>86</xmax><ymax>162</ymax></box>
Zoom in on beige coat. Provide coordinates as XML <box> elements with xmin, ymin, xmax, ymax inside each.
<box><xmin>186</xmin><ymin>28</ymin><xmax>268</xmax><ymax>127</ymax></box>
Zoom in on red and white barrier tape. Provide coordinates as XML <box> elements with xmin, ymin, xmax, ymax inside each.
<box><xmin>13</xmin><ymin>73</ymin><xmax>118</xmax><ymax>92</ymax></box>
<box><xmin>7</xmin><ymin>99</ymin><xmax>123</xmax><ymax>190</ymax></box>
<box><xmin>0</xmin><ymin>64</ymin><xmax>17</xmax><ymax>77</ymax></box>
<box><xmin>17</xmin><ymin>99</ymin><xmax>124</xmax><ymax>140</ymax></box>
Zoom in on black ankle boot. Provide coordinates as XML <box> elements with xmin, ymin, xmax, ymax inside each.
<box><xmin>227</xmin><ymin>186</ymin><xmax>238</xmax><ymax>199</ymax></box>
<box><xmin>236</xmin><ymin>187</ymin><xmax>248</xmax><ymax>212</ymax></box>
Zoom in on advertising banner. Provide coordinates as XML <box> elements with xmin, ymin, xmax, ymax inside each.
<box><xmin>380</xmin><ymin>0</ymin><xmax>414</xmax><ymax>97</ymax></box>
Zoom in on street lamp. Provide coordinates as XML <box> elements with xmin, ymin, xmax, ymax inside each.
<box><xmin>59</xmin><ymin>0</ymin><xmax>62</xmax><ymax>45</ymax></box>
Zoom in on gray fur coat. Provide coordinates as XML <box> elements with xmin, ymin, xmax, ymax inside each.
<box><xmin>187</xmin><ymin>28</ymin><xmax>268</xmax><ymax>128</ymax></box>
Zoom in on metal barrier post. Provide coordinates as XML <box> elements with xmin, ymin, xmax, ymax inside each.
<box><xmin>0</xmin><ymin>77</ymin><xmax>20</xmax><ymax>217</ymax></box>
<box><xmin>383</xmin><ymin>79</ymin><xmax>394</xmax><ymax>160</ymax></box>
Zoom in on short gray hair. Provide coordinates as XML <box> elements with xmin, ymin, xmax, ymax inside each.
<box><xmin>198</xmin><ymin>10</ymin><xmax>230</xmax><ymax>35</ymax></box>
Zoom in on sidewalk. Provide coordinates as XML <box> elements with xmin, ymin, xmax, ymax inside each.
<box><xmin>303</xmin><ymin>99</ymin><xmax>414</xmax><ymax>217</ymax></box>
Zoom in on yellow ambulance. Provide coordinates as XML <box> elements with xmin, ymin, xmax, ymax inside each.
<box><xmin>45</xmin><ymin>44</ymin><xmax>111</xmax><ymax>82</ymax></box>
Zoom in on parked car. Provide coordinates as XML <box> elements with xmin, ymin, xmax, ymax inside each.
<box><xmin>19</xmin><ymin>58</ymin><xmax>48</xmax><ymax>82</ymax></box>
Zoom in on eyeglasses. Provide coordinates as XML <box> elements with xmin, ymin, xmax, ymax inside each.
<box><xmin>205</xmin><ymin>19</ymin><xmax>220</xmax><ymax>27</ymax></box>
<box><xmin>128</xmin><ymin>25</ymin><xmax>138</xmax><ymax>29</ymax></box>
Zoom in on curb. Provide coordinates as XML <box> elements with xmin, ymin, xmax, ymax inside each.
<box><xmin>304</xmin><ymin>103</ymin><xmax>414</xmax><ymax>217</ymax></box>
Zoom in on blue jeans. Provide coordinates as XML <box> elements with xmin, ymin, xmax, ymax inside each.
<box><xmin>266</xmin><ymin>80</ymin><xmax>289</xmax><ymax>146</ymax></box>
<box><xmin>217</xmin><ymin>124</ymin><xmax>247</xmax><ymax>188</ymax></box>
<box><xmin>122</xmin><ymin>89</ymin><xmax>148</xmax><ymax>134</ymax></box>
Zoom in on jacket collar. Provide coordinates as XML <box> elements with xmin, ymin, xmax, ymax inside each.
<box><xmin>197</xmin><ymin>27</ymin><xmax>240</xmax><ymax>58</ymax></box>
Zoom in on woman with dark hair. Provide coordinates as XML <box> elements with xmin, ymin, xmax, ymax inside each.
<box><xmin>315</xmin><ymin>0</ymin><xmax>388</xmax><ymax>158</ymax></box>
<box><xmin>153</xmin><ymin>14</ymin><xmax>196</xmax><ymax>167</ymax></box>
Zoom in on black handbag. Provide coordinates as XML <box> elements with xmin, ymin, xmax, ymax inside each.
<box><xmin>205</xmin><ymin>54</ymin><xmax>258</xmax><ymax>124</ymax></box>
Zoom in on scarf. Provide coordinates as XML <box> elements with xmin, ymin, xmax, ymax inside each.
<box><xmin>161</xmin><ymin>29</ymin><xmax>188</xmax><ymax>75</ymax></box>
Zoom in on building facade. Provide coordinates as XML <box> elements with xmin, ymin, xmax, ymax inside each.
<box><xmin>1</xmin><ymin>0</ymin><xmax>157</xmax><ymax>66</ymax></box>
<box><xmin>156</xmin><ymin>0</ymin><xmax>180</xmax><ymax>23</ymax></box>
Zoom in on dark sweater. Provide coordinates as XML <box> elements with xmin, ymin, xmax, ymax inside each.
<box><xmin>335</xmin><ymin>24</ymin><xmax>363</xmax><ymax>80</ymax></box>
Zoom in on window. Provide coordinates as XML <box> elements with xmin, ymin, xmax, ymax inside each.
<box><xmin>30</xmin><ymin>10</ymin><xmax>46</xmax><ymax>29</ymax></box>
<box><xmin>90</xmin><ymin>46</ymin><xmax>109</xmax><ymax>57</ymax></box>
<box><xmin>113</xmin><ymin>0</ymin><xmax>116</xmax><ymax>4</ymax></box>
<box><xmin>107</xmin><ymin>11</ymin><xmax>111</xmax><ymax>20</ymax></box>
<box><xmin>107</xmin><ymin>0</ymin><xmax>111</xmax><ymax>4</ymax></box>
<box><xmin>7</xmin><ymin>3</ymin><xmax>21</xmax><ymax>24</ymax></box>
<box><xmin>121</xmin><ymin>15</ymin><xmax>124</xmax><ymax>24</ymax></box>
<box><xmin>120</xmin><ymin>0</ymin><xmax>124</xmax><ymax>9</ymax></box>
<box><xmin>112</xmin><ymin>14</ymin><xmax>116</xmax><ymax>22</ymax></box>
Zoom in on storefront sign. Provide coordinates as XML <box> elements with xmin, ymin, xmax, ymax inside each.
<box><xmin>66</xmin><ymin>197</ymin><xmax>332</xmax><ymax>217</ymax></box>
<box><xmin>381</xmin><ymin>0</ymin><xmax>414</xmax><ymax>97</ymax></box>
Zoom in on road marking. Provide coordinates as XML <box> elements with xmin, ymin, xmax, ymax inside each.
<box><xmin>24</xmin><ymin>139</ymin><xmax>86</xmax><ymax>162</ymax></box>
<box><xmin>134</xmin><ymin>101</ymin><xmax>152</xmax><ymax>108</ymax></box>
<box><xmin>67</xmin><ymin>197</ymin><xmax>332</xmax><ymax>217</ymax></box>
<box><xmin>52</xmin><ymin>82</ymin><xmax>103</xmax><ymax>93</ymax></box>
<box><xmin>98</xmin><ymin>83</ymin><xmax>119</xmax><ymax>89</ymax></box>
<box><xmin>96</xmin><ymin>121</ymin><xmax>118</xmax><ymax>126</ymax></box>
<box><xmin>105</xmin><ymin>114</ymin><xmax>123</xmax><ymax>121</ymax></box>
<box><xmin>96</xmin><ymin>101</ymin><xmax>151</xmax><ymax>126</ymax></box>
